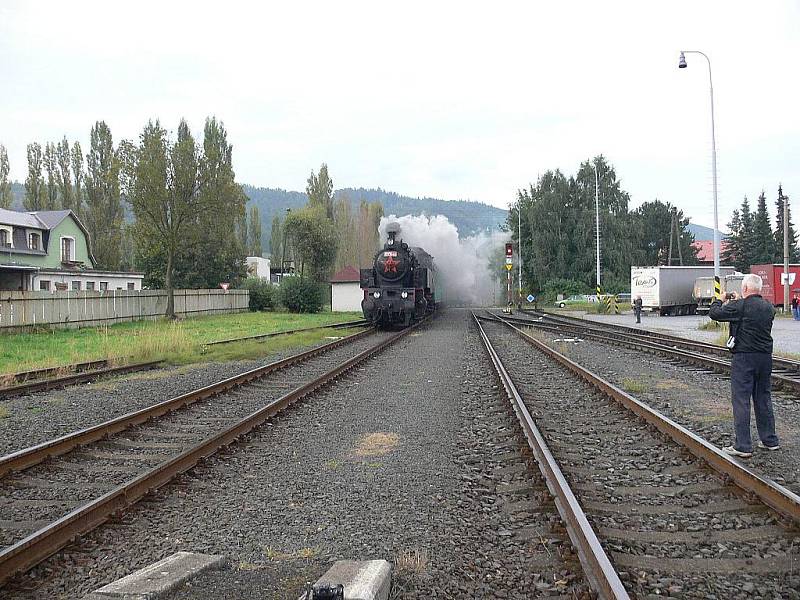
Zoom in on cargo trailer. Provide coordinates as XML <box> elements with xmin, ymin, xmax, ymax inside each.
<box><xmin>749</xmin><ymin>263</ymin><xmax>800</xmax><ymax>306</ymax></box>
<box><xmin>693</xmin><ymin>274</ymin><xmax>743</xmax><ymax>313</ymax></box>
<box><xmin>631</xmin><ymin>266</ymin><xmax>735</xmax><ymax>316</ymax></box>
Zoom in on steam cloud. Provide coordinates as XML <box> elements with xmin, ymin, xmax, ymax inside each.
<box><xmin>378</xmin><ymin>214</ymin><xmax>509</xmax><ymax>305</ymax></box>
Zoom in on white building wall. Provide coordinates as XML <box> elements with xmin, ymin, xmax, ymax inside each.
<box><xmin>331</xmin><ymin>282</ymin><xmax>363</xmax><ymax>312</ymax></box>
<box><xmin>32</xmin><ymin>271</ymin><xmax>144</xmax><ymax>291</ymax></box>
<box><xmin>246</xmin><ymin>257</ymin><xmax>271</xmax><ymax>280</ymax></box>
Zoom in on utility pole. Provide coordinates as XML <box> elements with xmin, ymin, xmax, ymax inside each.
<box><xmin>518</xmin><ymin>203</ymin><xmax>523</xmax><ymax>303</ymax></box>
<box><xmin>783</xmin><ymin>186</ymin><xmax>790</xmax><ymax>311</ymax></box>
<box><xmin>594</xmin><ymin>162</ymin><xmax>601</xmax><ymax>295</ymax></box>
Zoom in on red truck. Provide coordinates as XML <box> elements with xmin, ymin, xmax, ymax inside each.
<box><xmin>749</xmin><ymin>263</ymin><xmax>800</xmax><ymax>306</ymax></box>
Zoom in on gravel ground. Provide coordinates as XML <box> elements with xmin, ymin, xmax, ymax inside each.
<box><xmin>519</xmin><ymin>322</ymin><xmax>800</xmax><ymax>496</ymax></box>
<box><xmin>573</xmin><ymin>310</ymin><xmax>800</xmax><ymax>354</ymax></box>
<box><xmin>2</xmin><ymin>310</ymin><xmax>590</xmax><ymax>599</ymax></box>
<box><xmin>0</xmin><ymin>335</ymin><xmax>358</xmax><ymax>455</ymax></box>
<box><xmin>482</xmin><ymin>320</ymin><xmax>800</xmax><ymax>599</ymax></box>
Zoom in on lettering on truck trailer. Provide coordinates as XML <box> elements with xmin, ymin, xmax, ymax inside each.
<box><xmin>631</xmin><ymin>268</ymin><xmax>660</xmax><ymax>308</ymax></box>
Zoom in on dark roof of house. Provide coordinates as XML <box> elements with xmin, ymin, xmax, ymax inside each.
<box><xmin>0</xmin><ymin>207</ymin><xmax>44</xmax><ymax>228</ymax></box>
<box><xmin>330</xmin><ymin>266</ymin><xmax>361</xmax><ymax>283</ymax></box>
<box><xmin>30</xmin><ymin>210</ymin><xmax>72</xmax><ymax>229</ymax></box>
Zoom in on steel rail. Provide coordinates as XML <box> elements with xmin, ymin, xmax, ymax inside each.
<box><xmin>473</xmin><ymin>314</ymin><xmax>630</xmax><ymax>600</ymax></box>
<box><xmin>0</xmin><ymin>361</ymin><xmax>163</xmax><ymax>400</ymax></box>
<box><xmin>2</xmin><ymin>359</ymin><xmax>112</xmax><ymax>385</ymax></box>
<box><xmin>0</xmin><ymin>321</ymin><xmax>418</xmax><ymax>587</ymax></box>
<box><xmin>0</xmin><ymin>328</ymin><xmax>375</xmax><ymax>478</ymax></box>
<box><xmin>493</xmin><ymin>315</ymin><xmax>800</xmax><ymax>525</ymax></box>
<box><xmin>520</xmin><ymin>308</ymin><xmax>800</xmax><ymax>372</ymax></box>
<box><xmin>203</xmin><ymin>319</ymin><xmax>368</xmax><ymax>347</ymax></box>
<box><xmin>489</xmin><ymin>311</ymin><xmax>800</xmax><ymax>394</ymax></box>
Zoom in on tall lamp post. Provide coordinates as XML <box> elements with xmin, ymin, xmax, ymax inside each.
<box><xmin>518</xmin><ymin>202</ymin><xmax>523</xmax><ymax>303</ymax></box>
<box><xmin>679</xmin><ymin>50</ymin><xmax>720</xmax><ymax>298</ymax></box>
<box><xmin>594</xmin><ymin>162</ymin><xmax>601</xmax><ymax>296</ymax></box>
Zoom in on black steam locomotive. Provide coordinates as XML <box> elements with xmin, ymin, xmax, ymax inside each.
<box><xmin>360</xmin><ymin>223</ymin><xmax>437</xmax><ymax>327</ymax></box>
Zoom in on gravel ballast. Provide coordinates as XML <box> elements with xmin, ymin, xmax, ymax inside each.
<box><xmin>2</xmin><ymin>310</ymin><xmax>590</xmax><ymax>599</ymax></box>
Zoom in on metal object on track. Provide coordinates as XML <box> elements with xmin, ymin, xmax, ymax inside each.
<box><xmin>0</xmin><ymin>322</ymin><xmax>419</xmax><ymax>588</ymax></box>
<box><xmin>493</xmin><ymin>314</ymin><xmax>800</xmax><ymax>525</ymax></box>
<box><xmin>472</xmin><ymin>314</ymin><xmax>630</xmax><ymax>600</ymax></box>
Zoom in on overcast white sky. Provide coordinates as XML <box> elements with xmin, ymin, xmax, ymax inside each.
<box><xmin>1</xmin><ymin>1</ymin><xmax>798</xmax><ymax>229</ymax></box>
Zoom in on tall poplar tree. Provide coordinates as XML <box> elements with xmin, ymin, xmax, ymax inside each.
<box><xmin>306</xmin><ymin>163</ymin><xmax>334</xmax><ymax>219</ymax></box>
<box><xmin>269</xmin><ymin>214</ymin><xmax>283</xmax><ymax>263</ymax></box>
<box><xmin>248</xmin><ymin>205</ymin><xmax>262</xmax><ymax>256</ymax></box>
<box><xmin>751</xmin><ymin>191</ymin><xmax>774</xmax><ymax>264</ymax></box>
<box><xmin>43</xmin><ymin>142</ymin><xmax>59</xmax><ymax>209</ymax></box>
<box><xmin>56</xmin><ymin>137</ymin><xmax>75</xmax><ymax>212</ymax></box>
<box><xmin>0</xmin><ymin>145</ymin><xmax>11</xmax><ymax>209</ymax></box>
<box><xmin>85</xmin><ymin>121</ymin><xmax>123</xmax><ymax>269</ymax></box>
<box><xmin>71</xmin><ymin>142</ymin><xmax>84</xmax><ymax>217</ymax></box>
<box><xmin>24</xmin><ymin>142</ymin><xmax>47</xmax><ymax>210</ymax></box>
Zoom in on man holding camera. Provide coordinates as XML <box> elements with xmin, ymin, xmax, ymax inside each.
<box><xmin>708</xmin><ymin>273</ymin><xmax>780</xmax><ymax>458</ymax></box>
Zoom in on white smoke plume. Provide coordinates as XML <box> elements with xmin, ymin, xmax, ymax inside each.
<box><xmin>378</xmin><ymin>214</ymin><xmax>509</xmax><ymax>305</ymax></box>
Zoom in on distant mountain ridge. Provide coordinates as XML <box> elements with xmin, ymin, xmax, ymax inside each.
<box><xmin>8</xmin><ymin>181</ymin><xmax>508</xmax><ymax>253</ymax></box>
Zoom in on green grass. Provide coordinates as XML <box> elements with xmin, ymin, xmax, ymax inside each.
<box><xmin>621</xmin><ymin>377</ymin><xmax>647</xmax><ymax>393</ymax></box>
<box><xmin>0</xmin><ymin>311</ymin><xmax>364</xmax><ymax>375</ymax></box>
<box><xmin>698</xmin><ymin>319</ymin><xmax>727</xmax><ymax>331</ymax></box>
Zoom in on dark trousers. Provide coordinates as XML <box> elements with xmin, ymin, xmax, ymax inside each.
<box><xmin>730</xmin><ymin>352</ymin><xmax>780</xmax><ymax>452</ymax></box>
<box><xmin>634</xmin><ymin>307</ymin><xmax>641</xmax><ymax>323</ymax></box>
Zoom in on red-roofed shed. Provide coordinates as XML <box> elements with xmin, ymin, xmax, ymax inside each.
<box><xmin>692</xmin><ymin>240</ymin><xmax>729</xmax><ymax>264</ymax></box>
<box><xmin>330</xmin><ymin>266</ymin><xmax>362</xmax><ymax>312</ymax></box>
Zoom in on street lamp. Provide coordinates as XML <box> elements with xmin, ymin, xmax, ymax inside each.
<box><xmin>594</xmin><ymin>162</ymin><xmax>601</xmax><ymax>296</ymax></box>
<box><xmin>679</xmin><ymin>50</ymin><xmax>720</xmax><ymax>296</ymax></box>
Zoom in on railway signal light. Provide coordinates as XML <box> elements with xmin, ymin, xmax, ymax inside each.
<box><xmin>505</xmin><ymin>243</ymin><xmax>513</xmax><ymax>257</ymax></box>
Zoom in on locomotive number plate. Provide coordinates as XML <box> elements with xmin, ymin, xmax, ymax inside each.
<box><xmin>383</xmin><ymin>251</ymin><xmax>397</xmax><ymax>257</ymax></box>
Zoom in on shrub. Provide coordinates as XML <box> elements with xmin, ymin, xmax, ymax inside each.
<box><xmin>243</xmin><ymin>278</ymin><xmax>275</xmax><ymax>312</ymax></box>
<box><xmin>278</xmin><ymin>277</ymin><xmax>323</xmax><ymax>313</ymax></box>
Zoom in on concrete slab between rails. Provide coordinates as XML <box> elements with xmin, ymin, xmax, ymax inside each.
<box><xmin>299</xmin><ymin>560</ymin><xmax>392</xmax><ymax>600</ymax></box>
<box><xmin>83</xmin><ymin>551</ymin><xmax>227</xmax><ymax>600</ymax></box>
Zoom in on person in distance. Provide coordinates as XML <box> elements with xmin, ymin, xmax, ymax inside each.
<box><xmin>709</xmin><ymin>273</ymin><xmax>780</xmax><ymax>458</ymax></box>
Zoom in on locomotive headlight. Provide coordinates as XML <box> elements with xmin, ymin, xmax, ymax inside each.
<box><xmin>401</xmin><ymin>291</ymin><xmax>408</xmax><ymax>299</ymax></box>
<box><xmin>373</xmin><ymin>291</ymin><xmax>381</xmax><ymax>299</ymax></box>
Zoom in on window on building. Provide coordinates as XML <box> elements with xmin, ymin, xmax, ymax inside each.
<box><xmin>85</xmin><ymin>281</ymin><xmax>95</xmax><ymax>291</ymax></box>
<box><xmin>0</xmin><ymin>229</ymin><xmax>9</xmax><ymax>247</ymax></box>
<box><xmin>61</xmin><ymin>237</ymin><xmax>74</xmax><ymax>262</ymax></box>
<box><xmin>99</xmin><ymin>281</ymin><xmax>108</xmax><ymax>291</ymax></box>
<box><xmin>39</xmin><ymin>280</ymin><xmax>51</xmax><ymax>291</ymax></box>
<box><xmin>72</xmin><ymin>281</ymin><xmax>81</xmax><ymax>291</ymax></box>
<box><xmin>28</xmin><ymin>232</ymin><xmax>41</xmax><ymax>250</ymax></box>
<box><xmin>127</xmin><ymin>282</ymin><xmax>135</xmax><ymax>290</ymax></box>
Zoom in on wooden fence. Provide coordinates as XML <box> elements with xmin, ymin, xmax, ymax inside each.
<box><xmin>0</xmin><ymin>289</ymin><xmax>249</xmax><ymax>331</ymax></box>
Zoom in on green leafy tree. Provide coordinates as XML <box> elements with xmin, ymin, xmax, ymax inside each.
<box><xmin>56</xmin><ymin>138</ymin><xmax>75</xmax><ymax>212</ymax></box>
<box><xmin>125</xmin><ymin>119</ymin><xmax>203</xmax><ymax>318</ymax></box>
<box><xmin>306</xmin><ymin>163</ymin><xmax>334</xmax><ymax>219</ymax></box>
<box><xmin>284</xmin><ymin>204</ymin><xmax>337</xmax><ymax>282</ymax></box>
<box><xmin>0</xmin><ymin>145</ymin><xmax>11</xmax><ymax>209</ymax></box>
<box><xmin>24</xmin><ymin>142</ymin><xmax>47</xmax><ymax>210</ymax></box>
<box><xmin>773</xmin><ymin>185</ymin><xmax>799</xmax><ymax>262</ymax></box>
<box><xmin>278</xmin><ymin>276</ymin><xmax>323</xmax><ymax>312</ymax></box>
<box><xmin>43</xmin><ymin>142</ymin><xmax>59</xmax><ymax>209</ymax></box>
<box><xmin>248</xmin><ymin>205</ymin><xmax>262</xmax><ymax>256</ymax></box>
<box><xmin>269</xmin><ymin>214</ymin><xmax>283</xmax><ymax>263</ymax></box>
<box><xmin>85</xmin><ymin>122</ymin><xmax>123</xmax><ymax>268</ymax></box>
<box><xmin>751</xmin><ymin>191</ymin><xmax>774</xmax><ymax>264</ymax></box>
<box><xmin>630</xmin><ymin>200</ymin><xmax>698</xmax><ymax>266</ymax></box>
<box><xmin>70</xmin><ymin>142</ymin><xmax>85</xmax><ymax>217</ymax></box>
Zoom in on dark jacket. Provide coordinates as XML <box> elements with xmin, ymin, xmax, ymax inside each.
<box><xmin>708</xmin><ymin>294</ymin><xmax>775</xmax><ymax>353</ymax></box>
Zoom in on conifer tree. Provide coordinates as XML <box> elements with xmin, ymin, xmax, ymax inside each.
<box><xmin>773</xmin><ymin>185</ymin><xmax>799</xmax><ymax>262</ymax></box>
<box><xmin>751</xmin><ymin>191</ymin><xmax>774</xmax><ymax>264</ymax></box>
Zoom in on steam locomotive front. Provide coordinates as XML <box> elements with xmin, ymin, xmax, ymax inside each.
<box><xmin>360</xmin><ymin>223</ymin><xmax>418</xmax><ymax>326</ymax></box>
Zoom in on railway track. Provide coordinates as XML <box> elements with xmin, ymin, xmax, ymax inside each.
<box><xmin>495</xmin><ymin>309</ymin><xmax>800</xmax><ymax>395</ymax></box>
<box><xmin>475</xmin><ymin>313</ymin><xmax>800</xmax><ymax>598</ymax></box>
<box><xmin>0</xmin><ymin>322</ymin><xmax>413</xmax><ymax>589</ymax></box>
<box><xmin>0</xmin><ymin>319</ymin><xmax>368</xmax><ymax>400</ymax></box>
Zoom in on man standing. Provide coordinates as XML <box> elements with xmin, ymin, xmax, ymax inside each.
<box><xmin>709</xmin><ymin>274</ymin><xmax>780</xmax><ymax>457</ymax></box>
<box><xmin>791</xmin><ymin>294</ymin><xmax>799</xmax><ymax>321</ymax></box>
<box><xmin>633</xmin><ymin>295</ymin><xmax>643</xmax><ymax>324</ymax></box>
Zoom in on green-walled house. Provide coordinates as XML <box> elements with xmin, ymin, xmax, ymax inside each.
<box><xmin>0</xmin><ymin>208</ymin><xmax>143</xmax><ymax>292</ymax></box>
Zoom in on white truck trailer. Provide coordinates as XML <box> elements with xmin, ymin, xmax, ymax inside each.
<box><xmin>631</xmin><ymin>266</ymin><xmax>736</xmax><ymax>316</ymax></box>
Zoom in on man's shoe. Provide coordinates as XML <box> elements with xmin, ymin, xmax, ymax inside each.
<box><xmin>722</xmin><ymin>445</ymin><xmax>753</xmax><ymax>458</ymax></box>
<box><xmin>757</xmin><ymin>441</ymin><xmax>781</xmax><ymax>451</ymax></box>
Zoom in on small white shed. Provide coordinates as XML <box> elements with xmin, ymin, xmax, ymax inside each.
<box><xmin>330</xmin><ymin>266</ymin><xmax>363</xmax><ymax>312</ymax></box>
<box><xmin>246</xmin><ymin>256</ymin><xmax>271</xmax><ymax>281</ymax></box>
